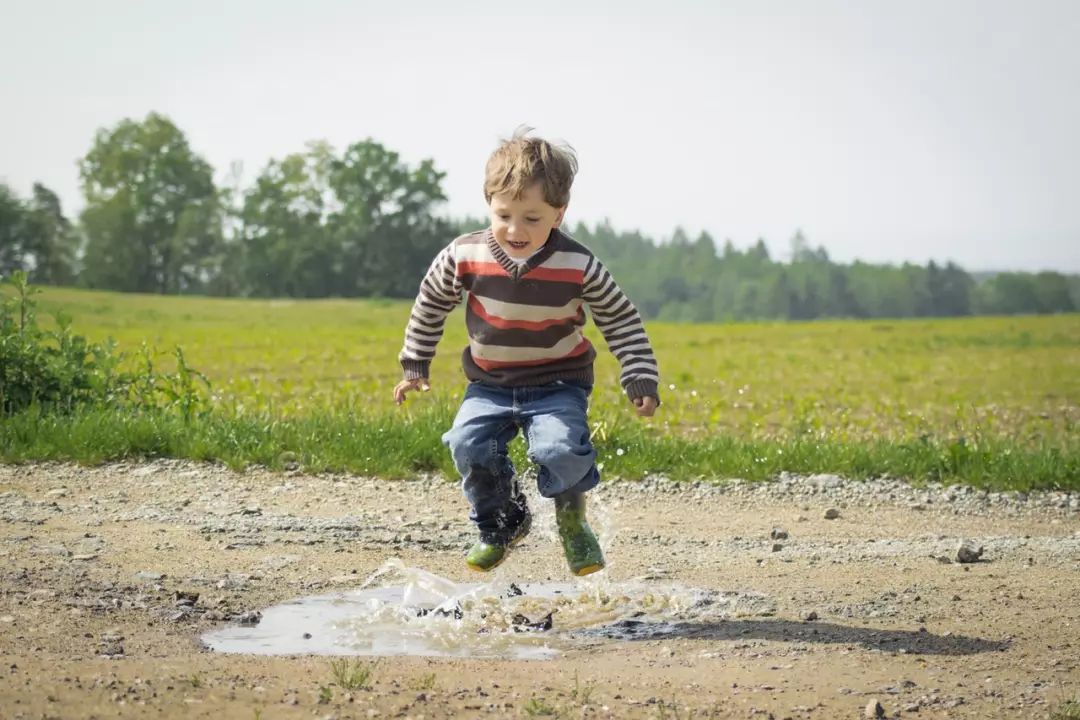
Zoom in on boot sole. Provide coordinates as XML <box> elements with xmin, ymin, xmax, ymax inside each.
<box><xmin>572</xmin><ymin>562</ymin><xmax>605</xmax><ymax>577</ymax></box>
<box><xmin>466</xmin><ymin>560</ymin><xmax>501</xmax><ymax>572</ymax></box>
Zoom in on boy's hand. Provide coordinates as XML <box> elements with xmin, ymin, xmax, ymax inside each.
<box><xmin>633</xmin><ymin>396</ymin><xmax>658</xmax><ymax>417</ymax></box>
<box><xmin>393</xmin><ymin>377</ymin><xmax>431</xmax><ymax>405</ymax></box>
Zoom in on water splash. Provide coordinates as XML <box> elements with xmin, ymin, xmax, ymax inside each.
<box><xmin>202</xmin><ymin>558</ymin><xmax>775</xmax><ymax>660</ymax></box>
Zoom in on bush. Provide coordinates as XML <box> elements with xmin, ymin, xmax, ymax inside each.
<box><xmin>0</xmin><ymin>271</ymin><xmax>209</xmax><ymax>418</ymax></box>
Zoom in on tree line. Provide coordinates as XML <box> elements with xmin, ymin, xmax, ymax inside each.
<box><xmin>576</xmin><ymin>225</ymin><xmax>1079</xmax><ymax>321</ymax></box>
<box><xmin>2</xmin><ymin>112</ymin><xmax>1077</xmax><ymax>321</ymax></box>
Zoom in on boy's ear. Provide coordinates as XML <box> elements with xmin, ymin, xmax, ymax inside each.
<box><xmin>554</xmin><ymin>206</ymin><xmax>567</xmax><ymax>227</ymax></box>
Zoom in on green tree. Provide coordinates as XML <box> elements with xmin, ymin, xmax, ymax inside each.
<box><xmin>24</xmin><ymin>183</ymin><xmax>78</xmax><ymax>285</ymax></box>
<box><xmin>1032</xmin><ymin>272</ymin><xmax>1075</xmax><ymax>313</ymax></box>
<box><xmin>0</xmin><ymin>184</ymin><xmax>29</xmax><ymax>278</ymax></box>
<box><xmin>748</xmin><ymin>238</ymin><xmax>772</xmax><ymax>267</ymax></box>
<box><xmin>976</xmin><ymin>273</ymin><xmax>1040</xmax><ymax>314</ymax></box>
<box><xmin>327</xmin><ymin>139</ymin><xmax>448</xmax><ymax>297</ymax></box>
<box><xmin>934</xmin><ymin>262</ymin><xmax>974</xmax><ymax>316</ymax></box>
<box><xmin>826</xmin><ymin>265</ymin><xmax>861</xmax><ymax>317</ymax></box>
<box><xmin>763</xmin><ymin>268</ymin><xmax>797</xmax><ymax>319</ymax></box>
<box><xmin>79</xmin><ymin>112</ymin><xmax>222</xmax><ymax>293</ymax></box>
<box><xmin>236</xmin><ymin>139</ymin><xmax>449</xmax><ymax>298</ymax></box>
<box><xmin>238</xmin><ymin>144</ymin><xmax>336</xmax><ymax>297</ymax></box>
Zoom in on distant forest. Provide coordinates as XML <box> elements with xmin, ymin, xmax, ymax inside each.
<box><xmin>2</xmin><ymin>112</ymin><xmax>1076</xmax><ymax>321</ymax></box>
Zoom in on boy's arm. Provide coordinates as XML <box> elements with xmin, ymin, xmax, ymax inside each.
<box><xmin>399</xmin><ymin>242</ymin><xmax>464</xmax><ymax>380</ymax></box>
<box><xmin>581</xmin><ymin>257</ymin><xmax>661</xmax><ymax>404</ymax></box>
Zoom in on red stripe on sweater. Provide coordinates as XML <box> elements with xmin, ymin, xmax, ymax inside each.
<box><xmin>468</xmin><ymin>296</ymin><xmax>583</xmax><ymax>331</ymax></box>
<box><xmin>457</xmin><ymin>260</ymin><xmax>509</xmax><ymax>278</ymax></box>
<box><xmin>471</xmin><ymin>338</ymin><xmax>593</xmax><ymax>370</ymax></box>
<box><xmin>521</xmin><ymin>266</ymin><xmax>585</xmax><ymax>283</ymax></box>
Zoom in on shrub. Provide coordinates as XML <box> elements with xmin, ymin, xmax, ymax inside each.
<box><xmin>0</xmin><ymin>271</ymin><xmax>209</xmax><ymax>418</ymax></box>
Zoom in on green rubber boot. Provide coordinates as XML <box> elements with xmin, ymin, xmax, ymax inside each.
<box><xmin>554</xmin><ymin>492</ymin><xmax>605</xmax><ymax>576</ymax></box>
<box><xmin>465</xmin><ymin>513</ymin><xmax>531</xmax><ymax>572</ymax></box>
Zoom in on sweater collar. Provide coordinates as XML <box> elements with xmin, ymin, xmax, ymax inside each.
<box><xmin>486</xmin><ymin>228</ymin><xmax>560</xmax><ymax>279</ymax></box>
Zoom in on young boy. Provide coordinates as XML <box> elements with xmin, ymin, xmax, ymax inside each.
<box><xmin>394</xmin><ymin>129</ymin><xmax>660</xmax><ymax>577</ymax></box>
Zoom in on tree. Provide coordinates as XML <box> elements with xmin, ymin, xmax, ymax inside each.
<box><xmin>24</xmin><ymin>183</ymin><xmax>78</xmax><ymax>285</ymax></box>
<box><xmin>750</xmin><ymin>238</ymin><xmax>771</xmax><ymax>262</ymax></box>
<box><xmin>79</xmin><ymin>112</ymin><xmax>222</xmax><ymax>293</ymax></box>
<box><xmin>763</xmin><ymin>269</ymin><xmax>797</xmax><ymax>319</ymax></box>
<box><xmin>976</xmin><ymin>273</ymin><xmax>1040</xmax><ymax>314</ymax></box>
<box><xmin>238</xmin><ymin>145</ymin><xmax>336</xmax><ymax>297</ymax></box>
<box><xmin>1032</xmin><ymin>272</ymin><xmax>1074</xmax><ymax>313</ymax></box>
<box><xmin>904</xmin><ymin>264</ymin><xmax>934</xmax><ymax>316</ymax></box>
<box><xmin>235</xmin><ymin>139</ymin><xmax>450</xmax><ymax>298</ymax></box>
<box><xmin>0</xmin><ymin>184</ymin><xmax>28</xmax><ymax>277</ymax></box>
<box><xmin>327</xmin><ymin>139</ymin><xmax>448</xmax><ymax>297</ymax></box>
<box><xmin>790</xmin><ymin>229</ymin><xmax>812</xmax><ymax>263</ymax></box>
<box><xmin>934</xmin><ymin>262</ymin><xmax>974</xmax><ymax>316</ymax></box>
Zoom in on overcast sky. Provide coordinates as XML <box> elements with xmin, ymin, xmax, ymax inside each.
<box><xmin>2</xmin><ymin>0</ymin><xmax>1078</xmax><ymax>272</ymax></box>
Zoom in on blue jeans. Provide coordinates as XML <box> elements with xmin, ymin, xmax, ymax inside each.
<box><xmin>442</xmin><ymin>381</ymin><xmax>600</xmax><ymax>543</ymax></box>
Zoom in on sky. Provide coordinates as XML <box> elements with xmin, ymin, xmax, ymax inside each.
<box><xmin>2</xmin><ymin>0</ymin><xmax>1078</xmax><ymax>272</ymax></box>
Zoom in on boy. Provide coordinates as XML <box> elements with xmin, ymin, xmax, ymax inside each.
<box><xmin>394</xmin><ymin>129</ymin><xmax>660</xmax><ymax>576</ymax></box>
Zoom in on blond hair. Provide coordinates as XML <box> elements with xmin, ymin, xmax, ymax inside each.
<box><xmin>483</xmin><ymin>127</ymin><xmax>578</xmax><ymax>208</ymax></box>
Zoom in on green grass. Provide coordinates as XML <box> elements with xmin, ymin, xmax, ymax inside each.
<box><xmin>408</xmin><ymin>672</ymin><xmax>438</xmax><ymax>691</ymax></box>
<box><xmin>1051</xmin><ymin>699</ymin><xmax>1080</xmax><ymax>720</ymax></box>
<box><xmin>328</xmin><ymin>658</ymin><xmax>377</xmax><ymax>690</ymax></box>
<box><xmin>568</xmin><ymin>672</ymin><xmax>596</xmax><ymax>706</ymax></box>
<box><xmin>2</xmin><ymin>287</ymin><xmax>1078</xmax><ymax>489</ymax></box>
<box><xmin>523</xmin><ymin>697</ymin><xmax>560</xmax><ymax>717</ymax></box>
<box><xmin>1</xmin><ymin>403</ymin><xmax>1073</xmax><ymax>489</ymax></box>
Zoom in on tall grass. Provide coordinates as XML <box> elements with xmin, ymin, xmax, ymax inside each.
<box><xmin>2</xmin><ymin>402</ymin><xmax>1075</xmax><ymax>491</ymax></box>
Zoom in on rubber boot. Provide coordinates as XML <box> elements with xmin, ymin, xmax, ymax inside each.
<box><xmin>465</xmin><ymin>512</ymin><xmax>532</xmax><ymax>572</ymax></box>
<box><xmin>554</xmin><ymin>492</ymin><xmax>605</xmax><ymax>576</ymax></box>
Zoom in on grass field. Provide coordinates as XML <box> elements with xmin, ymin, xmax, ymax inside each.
<box><xmin>4</xmin><ymin>286</ymin><xmax>1079</xmax><ymax>489</ymax></box>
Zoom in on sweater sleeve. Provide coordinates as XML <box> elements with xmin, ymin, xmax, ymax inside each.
<box><xmin>581</xmin><ymin>257</ymin><xmax>661</xmax><ymax>402</ymax></box>
<box><xmin>398</xmin><ymin>242</ymin><xmax>464</xmax><ymax>379</ymax></box>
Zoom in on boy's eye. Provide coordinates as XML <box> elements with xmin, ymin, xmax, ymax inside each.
<box><xmin>526</xmin><ymin>218</ymin><xmax>540</xmax><ymax>223</ymax></box>
<box><xmin>498</xmin><ymin>215</ymin><xmax>510</xmax><ymax>221</ymax></box>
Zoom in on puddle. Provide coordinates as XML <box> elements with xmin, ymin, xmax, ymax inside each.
<box><xmin>202</xmin><ymin>559</ymin><xmax>775</xmax><ymax>659</ymax></box>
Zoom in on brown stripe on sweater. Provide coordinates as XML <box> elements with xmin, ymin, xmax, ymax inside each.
<box><xmin>466</xmin><ymin>310</ymin><xmax>584</xmax><ymax>349</ymax></box>
<box><xmin>460</xmin><ymin>276</ymin><xmax>584</xmax><ymax>306</ymax></box>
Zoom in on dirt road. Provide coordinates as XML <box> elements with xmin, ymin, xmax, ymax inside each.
<box><xmin>1</xmin><ymin>461</ymin><xmax>1077</xmax><ymax>719</ymax></box>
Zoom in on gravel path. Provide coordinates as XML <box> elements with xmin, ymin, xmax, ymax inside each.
<box><xmin>1</xmin><ymin>460</ymin><xmax>1077</xmax><ymax>719</ymax></box>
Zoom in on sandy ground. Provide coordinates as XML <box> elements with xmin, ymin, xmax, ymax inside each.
<box><xmin>1</xmin><ymin>460</ymin><xmax>1078</xmax><ymax>719</ymax></box>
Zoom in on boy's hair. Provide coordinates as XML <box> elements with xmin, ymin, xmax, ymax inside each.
<box><xmin>484</xmin><ymin>126</ymin><xmax>578</xmax><ymax>208</ymax></box>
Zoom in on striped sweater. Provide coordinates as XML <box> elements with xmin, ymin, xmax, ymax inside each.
<box><xmin>399</xmin><ymin>228</ymin><xmax>660</xmax><ymax>401</ymax></box>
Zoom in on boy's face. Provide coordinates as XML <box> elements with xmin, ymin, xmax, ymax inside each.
<box><xmin>489</xmin><ymin>183</ymin><xmax>566</xmax><ymax>259</ymax></box>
